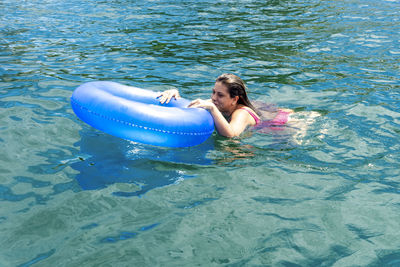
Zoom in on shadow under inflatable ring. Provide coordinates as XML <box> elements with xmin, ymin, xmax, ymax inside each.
<box><xmin>71</xmin><ymin>81</ymin><xmax>214</xmax><ymax>147</ymax></box>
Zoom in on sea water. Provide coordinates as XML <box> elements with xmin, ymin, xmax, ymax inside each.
<box><xmin>1</xmin><ymin>0</ymin><xmax>399</xmax><ymax>266</ymax></box>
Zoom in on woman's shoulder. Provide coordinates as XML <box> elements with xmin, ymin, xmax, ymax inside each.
<box><xmin>235</xmin><ymin>105</ymin><xmax>260</xmax><ymax>125</ymax></box>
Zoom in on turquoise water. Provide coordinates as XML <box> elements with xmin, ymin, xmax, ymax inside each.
<box><xmin>1</xmin><ymin>0</ymin><xmax>400</xmax><ymax>266</ymax></box>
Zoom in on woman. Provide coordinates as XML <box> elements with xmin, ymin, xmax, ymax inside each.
<box><xmin>159</xmin><ymin>73</ymin><xmax>291</xmax><ymax>137</ymax></box>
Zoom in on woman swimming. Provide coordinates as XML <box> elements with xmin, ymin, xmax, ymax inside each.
<box><xmin>159</xmin><ymin>73</ymin><xmax>292</xmax><ymax>137</ymax></box>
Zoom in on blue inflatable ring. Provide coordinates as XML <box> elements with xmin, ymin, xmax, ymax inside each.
<box><xmin>71</xmin><ymin>81</ymin><xmax>214</xmax><ymax>147</ymax></box>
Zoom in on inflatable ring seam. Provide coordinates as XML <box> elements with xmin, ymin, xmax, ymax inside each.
<box><xmin>71</xmin><ymin>98</ymin><xmax>214</xmax><ymax>136</ymax></box>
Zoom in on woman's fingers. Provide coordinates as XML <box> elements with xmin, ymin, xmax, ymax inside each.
<box><xmin>158</xmin><ymin>89</ymin><xmax>180</xmax><ymax>104</ymax></box>
<box><xmin>188</xmin><ymin>99</ymin><xmax>201</xmax><ymax>107</ymax></box>
<box><xmin>189</xmin><ymin>99</ymin><xmax>215</xmax><ymax>111</ymax></box>
<box><xmin>158</xmin><ymin>94</ymin><xmax>167</xmax><ymax>104</ymax></box>
<box><xmin>160</xmin><ymin>94</ymin><xmax>171</xmax><ymax>104</ymax></box>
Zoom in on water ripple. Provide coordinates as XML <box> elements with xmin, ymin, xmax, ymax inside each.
<box><xmin>1</xmin><ymin>0</ymin><xmax>400</xmax><ymax>265</ymax></box>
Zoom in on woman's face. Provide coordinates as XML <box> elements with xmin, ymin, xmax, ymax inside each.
<box><xmin>211</xmin><ymin>81</ymin><xmax>237</xmax><ymax>113</ymax></box>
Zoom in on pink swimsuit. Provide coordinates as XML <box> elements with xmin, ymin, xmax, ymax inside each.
<box><xmin>240</xmin><ymin>107</ymin><xmax>290</xmax><ymax>131</ymax></box>
<box><xmin>265</xmin><ymin>109</ymin><xmax>291</xmax><ymax>126</ymax></box>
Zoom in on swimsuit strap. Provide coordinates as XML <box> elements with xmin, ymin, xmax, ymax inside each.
<box><xmin>239</xmin><ymin>107</ymin><xmax>261</xmax><ymax>125</ymax></box>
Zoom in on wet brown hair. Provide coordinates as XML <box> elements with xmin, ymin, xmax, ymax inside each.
<box><xmin>215</xmin><ymin>73</ymin><xmax>258</xmax><ymax>114</ymax></box>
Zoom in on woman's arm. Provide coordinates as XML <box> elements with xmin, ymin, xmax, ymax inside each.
<box><xmin>188</xmin><ymin>99</ymin><xmax>253</xmax><ymax>137</ymax></box>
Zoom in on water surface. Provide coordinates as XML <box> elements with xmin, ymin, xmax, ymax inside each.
<box><xmin>1</xmin><ymin>0</ymin><xmax>400</xmax><ymax>266</ymax></box>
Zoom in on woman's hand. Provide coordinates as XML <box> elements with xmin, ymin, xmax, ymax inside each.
<box><xmin>158</xmin><ymin>89</ymin><xmax>180</xmax><ymax>104</ymax></box>
<box><xmin>188</xmin><ymin>99</ymin><xmax>215</xmax><ymax>111</ymax></box>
